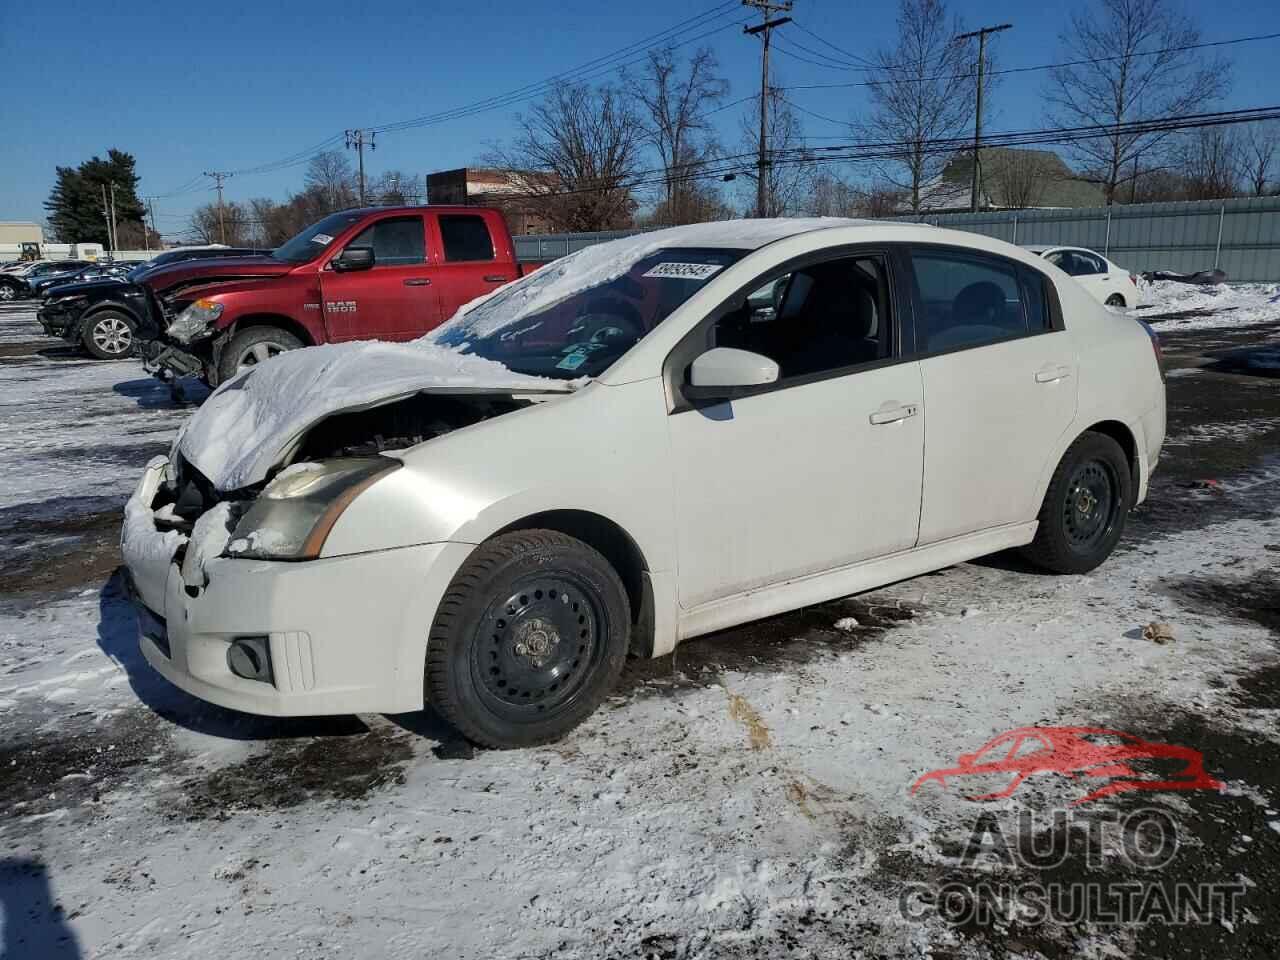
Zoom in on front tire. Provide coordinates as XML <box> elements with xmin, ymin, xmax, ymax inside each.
<box><xmin>426</xmin><ymin>530</ymin><xmax>630</xmax><ymax>749</ymax></box>
<box><xmin>1021</xmin><ymin>432</ymin><xmax>1132</xmax><ymax>574</ymax></box>
<box><xmin>82</xmin><ymin>311</ymin><xmax>137</xmax><ymax>359</ymax></box>
<box><xmin>217</xmin><ymin>326</ymin><xmax>302</xmax><ymax>383</ymax></box>
<box><xmin>0</xmin><ymin>283</ymin><xmax>18</xmax><ymax>302</ymax></box>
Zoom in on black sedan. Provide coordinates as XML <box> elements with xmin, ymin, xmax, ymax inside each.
<box><xmin>0</xmin><ymin>260</ymin><xmax>92</xmax><ymax>301</ymax></box>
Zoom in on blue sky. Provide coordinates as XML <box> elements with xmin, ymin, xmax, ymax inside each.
<box><xmin>2</xmin><ymin>0</ymin><xmax>1276</xmax><ymax>238</ymax></box>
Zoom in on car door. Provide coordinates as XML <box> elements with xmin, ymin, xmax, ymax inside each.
<box><xmin>427</xmin><ymin>212</ymin><xmax>515</xmax><ymax>325</ymax></box>
<box><xmin>320</xmin><ymin>213</ymin><xmax>440</xmax><ymax>342</ymax></box>
<box><xmin>667</xmin><ymin>251</ymin><xmax>925</xmax><ymax>609</ymax></box>
<box><xmin>908</xmin><ymin>247</ymin><xmax>1078</xmax><ymax>544</ymax></box>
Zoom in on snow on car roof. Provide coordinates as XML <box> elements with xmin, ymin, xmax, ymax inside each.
<box><xmin>434</xmin><ymin>217</ymin><xmax>880</xmax><ymax>342</ymax></box>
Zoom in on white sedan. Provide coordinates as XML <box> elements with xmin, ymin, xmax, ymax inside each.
<box><xmin>122</xmin><ymin>220</ymin><xmax>1166</xmax><ymax>748</ymax></box>
<box><xmin>1024</xmin><ymin>245</ymin><xmax>1141</xmax><ymax>308</ymax></box>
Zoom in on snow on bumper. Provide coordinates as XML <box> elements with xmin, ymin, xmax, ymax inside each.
<box><xmin>121</xmin><ymin>456</ymin><xmax>476</xmax><ymax>716</ymax></box>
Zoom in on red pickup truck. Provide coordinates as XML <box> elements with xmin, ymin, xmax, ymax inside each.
<box><xmin>138</xmin><ymin>205</ymin><xmax>539</xmax><ymax>386</ymax></box>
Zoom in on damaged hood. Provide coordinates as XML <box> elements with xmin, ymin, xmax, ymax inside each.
<box><xmin>174</xmin><ymin>339</ymin><xmax>577</xmax><ymax>492</ymax></box>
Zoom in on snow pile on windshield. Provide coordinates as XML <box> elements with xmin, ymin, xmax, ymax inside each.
<box><xmin>176</xmin><ymin>339</ymin><xmax>571</xmax><ymax>492</ymax></box>
<box><xmin>432</xmin><ymin>218</ymin><xmax>872</xmax><ymax>343</ymax></box>
<box><xmin>1131</xmin><ymin>280</ymin><xmax>1280</xmax><ymax>331</ymax></box>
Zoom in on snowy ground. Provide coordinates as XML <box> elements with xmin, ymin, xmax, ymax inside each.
<box><xmin>2</xmin><ymin>284</ymin><xmax>1280</xmax><ymax>959</ymax></box>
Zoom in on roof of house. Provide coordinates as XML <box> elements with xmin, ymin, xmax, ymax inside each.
<box><xmin>909</xmin><ymin>148</ymin><xmax>1105</xmax><ymax>212</ymax></box>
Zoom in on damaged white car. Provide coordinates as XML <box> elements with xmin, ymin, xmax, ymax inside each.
<box><xmin>121</xmin><ymin>219</ymin><xmax>1166</xmax><ymax>748</ymax></box>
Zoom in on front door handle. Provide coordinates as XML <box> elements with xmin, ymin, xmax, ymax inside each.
<box><xmin>869</xmin><ymin>402</ymin><xmax>919</xmax><ymax>425</ymax></box>
<box><xmin>403</xmin><ymin>278</ymin><xmax>432</xmax><ymax>287</ymax></box>
<box><xmin>1035</xmin><ymin>364</ymin><xmax>1072</xmax><ymax>383</ymax></box>
<box><xmin>483</xmin><ymin>274</ymin><xmax>511</xmax><ymax>283</ymax></box>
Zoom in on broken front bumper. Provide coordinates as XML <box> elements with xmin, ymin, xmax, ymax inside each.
<box><xmin>120</xmin><ymin>456</ymin><xmax>474</xmax><ymax>716</ymax></box>
<box><xmin>139</xmin><ymin>337</ymin><xmax>207</xmax><ymax>380</ymax></box>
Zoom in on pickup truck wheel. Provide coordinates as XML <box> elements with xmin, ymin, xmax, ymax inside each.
<box><xmin>82</xmin><ymin>311</ymin><xmax>137</xmax><ymax>359</ymax></box>
<box><xmin>426</xmin><ymin>530</ymin><xmax>629</xmax><ymax>749</ymax></box>
<box><xmin>218</xmin><ymin>327</ymin><xmax>302</xmax><ymax>382</ymax></box>
<box><xmin>1021</xmin><ymin>432</ymin><xmax>1132</xmax><ymax>575</ymax></box>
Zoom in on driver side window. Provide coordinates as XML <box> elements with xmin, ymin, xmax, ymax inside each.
<box><xmin>344</xmin><ymin>216</ymin><xmax>426</xmax><ymax>267</ymax></box>
<box><xmin>710</xmin><ymin>255</ymin><xmax>893</xmax><ymax>381</ymax></box>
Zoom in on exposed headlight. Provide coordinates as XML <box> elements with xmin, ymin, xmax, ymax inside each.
<box><xmin>168</xmin><ymin>298</ymin><xmax>224</xmax><ymax>344</ymax></box>
<box><xmin>225</xmin><ymin>458</ymin><xmax>400</xmax><ymax>560</ymax></box>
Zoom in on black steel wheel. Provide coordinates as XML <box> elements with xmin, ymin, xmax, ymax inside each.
<box><xmin>1022</xmin><ymin>432</ymin><xmax>1132</xmax><ymax>574</ymax></box>
<box><xmin>426</xmin><ymin>530</ymin><xmax>629</xmax><ymax>748</ymax></box>
<box><xmin>1105</xmin><ymin>293</ymin><xmax>1126</xmax><ymax>308</ymax></box>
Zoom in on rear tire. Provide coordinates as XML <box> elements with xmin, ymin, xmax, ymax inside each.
<box><xmin>1021</xmin><ymin>432</ymin><xmax>1132</xmax><ymax>574</ymax></box>
<box><xmin>0</xmin><ymin>282</ymin><xmax>18</xmax><ymax>302</ymax></box>
<box><xmin>1105</xmin><ymin>294</ymin><xmax>1126</xmax><ymax>308</ymax></box>
<box><xmin>425</xmin><ymin>530</ymin><xmax>630</xmax><ymax>749</ymax></box>
<box><xmin>217</xmin><ymin>326</ymin><xmax>302</xmax><ymax>383</ymax></box>
<box><xmin>82</xmin><ymin>311</ymin><xmax>137</xmax><ymax>360</ymax></box>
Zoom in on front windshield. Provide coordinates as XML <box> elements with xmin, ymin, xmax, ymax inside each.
<box><xmin>433</xmin><ymin>247</ymin><xmax>746</xmax><ymax>379</ymax></box>
<box><xmin>272</xmin><ymin>210</ymin><xmax>367</xmax><ymax>264</ymax></box>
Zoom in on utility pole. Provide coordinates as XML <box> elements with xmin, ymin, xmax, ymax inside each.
<box><xmin>956</xmin><ymin>23</ymin><xmax>1011</xmax><ymax>213</ymax></box>
<box><xmin>144</xmin><ymin>198</ymin><xmax>159</xmax><ymax>251</ymax></box>
<box><xmin>100</xmin><ymin>183</ymin><xmax>114</xmax><ymax>252</ymax></box>
<box><xmin>743</xmin><ymin>0</ymin><xmax>792</xmax><ymax>219</ymax></box>
<box><xmin>345</xmin><ymin>129</ymin><xmax>376</xmax><ymax>205</ymax></box>
<box><xmin>108</xmin><ymin>181</ymin><xmax>119</xmax><ymax>253</ymax></box>
<box><xmin>203</xmin><ymin>171</ymin><xmax>232</xmax><ymax>244</ymax></box>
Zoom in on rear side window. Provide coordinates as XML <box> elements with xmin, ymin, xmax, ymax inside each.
<box><xmin>346</xmin><ymin>216</ymin><xmax>426</xmax><ymax>267</ymax></box>
<box><xmin>439</xmin><ymin>214</ymin><xmax>496</xmax><ymax>262</ymax></box>
<box><xmin>1020</xmin><ymin>268</ymin><xmax>1052</xmax><ymax>331</ymax></box>
<box><xmin>910</xmin><ymin>251</ymin><xmax>1028</xmax><ymax>352</ymax></box>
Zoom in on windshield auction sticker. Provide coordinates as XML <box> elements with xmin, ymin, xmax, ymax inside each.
<box><xmin>642</xmin><ymin>262</ymin><xmax>724</xmax><ymax>281</ymax></box>
<box><xmin>310</xmin><ymin>233</ymin><xmax>334</xmax><ymax>245</ymax></box>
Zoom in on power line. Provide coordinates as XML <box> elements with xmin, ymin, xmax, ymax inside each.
<box><xmin>777</xmin><ymin>30</ymin><xmax>1280</xmax><ymax>89</ymax></box>
<box><xmin>956</xmin><ymin>23</ymin><xmax>1013</xmax><ymax>212</ymax></box>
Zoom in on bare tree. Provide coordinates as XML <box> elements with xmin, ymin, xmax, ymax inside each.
<box><xmin>490</xmin><ymin>81</ymin><xmax>643</xmax><ymax>232</ymax></box>
<box><xmin>189</xmin><ymin>200</ymin><xmax>252</xmax><ymax>246</ymax></box>
<box><xmin>629</xmin><ymin>45</ymin><xmax>729</xmax><ymax>225</ymax></box>
<box><xmin>1238</xmin><ymin>121</ymin><xmax>1280</xmax><ymax>197</ymax></box>
<box><xmin>858</xmin><ymin>0</ymin><xmax>975</xmax><ymax>213</ymax></box>
<box><xmin>737</xmin><ymin>91</ymin><xmax>811</xmax><ymax>216</ymax></box>
<box><xmin>305</xmin><ymin>150</ymin><xmax>358</xmax><ymax>212</ymax></box>
<box><xmin>805</xmin><ymin>171</ymin><xmax>863</xmax><ymax>217</ymax></box>
<box><xmin>1176</xmin><ymin>127</ymin><xmax>1241</xmax><ymax>200</ymax></box>
<box><xmin>1045</xmin><ymin>0</ymin><xmax>1230</xmax><ymax>205</ymax></box>
<box><xmin>989</xmin><ymin>150</ymin><xmax>1058</xmax><ymax>209</ymax></box>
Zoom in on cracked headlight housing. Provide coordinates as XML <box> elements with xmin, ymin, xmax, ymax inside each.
<box><xmin>226</xmin><ymin>458</ymin><xmax>401</xmax><ymax>560</ymax></box>
<box><xmin>168</xmin><ymin>298</ymin><xmax>224</xmax><ymax>344</ymax></box>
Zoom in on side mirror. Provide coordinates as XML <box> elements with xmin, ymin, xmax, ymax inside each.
<box><xmin>684</xmin><ymin>347</ymin><xmax>779</xmax><ymax>401</ymax></box>
<box><xmin>332</xmin><ymin>246</ymin><xmax>375</xmax><ymax>272</ymax></box>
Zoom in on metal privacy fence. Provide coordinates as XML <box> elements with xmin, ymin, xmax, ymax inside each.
<box><xmin>513</xmin><ymin>196</ymin><xmax>1280</xmax><ymax>282</ymax></box>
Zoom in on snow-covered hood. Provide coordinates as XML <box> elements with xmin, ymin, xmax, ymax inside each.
<box><xmin>174</xmin><ymin>339</ymin><xmax>576</xmax><ymax>492</ymax></box>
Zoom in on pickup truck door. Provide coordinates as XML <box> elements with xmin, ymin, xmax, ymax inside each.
<box><xmin>320</xmin><ymin>213</ymin><xmax>441</xmax><ymax>342</ymax></box>
<box><xmin>427</xmin><ymin>212</ymin><xmax>518</xmax><ymax>325</ymax></box>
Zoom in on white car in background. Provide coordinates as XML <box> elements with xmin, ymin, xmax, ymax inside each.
<box><xmin>121</xmin><ymin>220</ymin><xmax>1166</xmax><ymax>749</ymax></box>
<box><xmin>1024</xmin><ymin>245</ymin><xmax>1141</xmax><ymax>309</ymax></box>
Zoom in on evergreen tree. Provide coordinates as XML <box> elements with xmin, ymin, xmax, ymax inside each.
<box><xmin>44</xmin><ymin>150</ymin><xmax>147</xmax><ymax>245</ymax></box>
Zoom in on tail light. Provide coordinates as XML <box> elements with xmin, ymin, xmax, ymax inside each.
<box><xmin>1129</xmin><ymin>274</ymin><xmax>1138</xmax><ymax>286</ymax></box>
<box><xmin>1136</xmin><ymin>319</ymin><xmax>1164</xmax><ymax>381</ymax></box>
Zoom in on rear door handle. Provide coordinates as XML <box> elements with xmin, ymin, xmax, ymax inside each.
<box><xmin>1035</xmin><ymin>364</ymin><xmax>1072</xmax><ymax>383</ymax></box>
<box><xmin>869</xmin><ymin>402</ymin><xmax>919</xmax><ymax>425</ymax></box>
<box><xmin>403</xmin><ymin>278</ymin><xmax>432</xmax><ymax>287</ymax></box>
<box><xmin>483</xmin><ymin>274</ymin><xmax>511</xmax><ymax>283</ymax></box>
